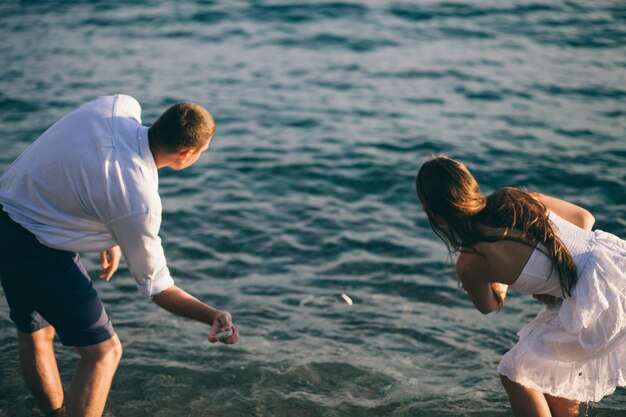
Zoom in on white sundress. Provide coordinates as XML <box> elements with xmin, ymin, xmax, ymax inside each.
<box><xmin>497</xmin><ymin>211</ymin><xmax>626</xmax><ymax>402</ymax></box>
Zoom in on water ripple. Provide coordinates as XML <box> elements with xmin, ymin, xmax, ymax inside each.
<box><xmin>1</xmin><ymin>0</ymin><xmax>625</xmax><ymax>415</ymax></box>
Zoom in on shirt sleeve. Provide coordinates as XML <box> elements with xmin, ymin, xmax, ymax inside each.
<box><xmin>107</xmin><ymin>212</ymin><xmax>174</xmax><ymax>298</ymax></box>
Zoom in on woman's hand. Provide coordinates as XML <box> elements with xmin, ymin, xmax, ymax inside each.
<box><xmin>491</xmin><ymin>282</ymin><xmax>508</xmax><ymax>307</ymax></box>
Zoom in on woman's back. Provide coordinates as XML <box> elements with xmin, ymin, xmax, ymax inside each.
<box><xmin>457</xmin><ymin>234</ymin><xmax>535</xmax><ymax>287</ymax></box>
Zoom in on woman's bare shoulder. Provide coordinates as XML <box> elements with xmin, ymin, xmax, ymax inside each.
<box><xmin>458</xmin><ymin>239</ymin><xmax>534</xmax><ymax>285</ymax></box>
<box><xmin>456</xmin><ymin>248</ymin><xmax>491</xmax><ymax>284</ymax></box>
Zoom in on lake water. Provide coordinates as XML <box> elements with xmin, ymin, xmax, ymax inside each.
<box><xmin>0</xmin><ymin>1</ymin><xmax>625</xmax><ymax>416</ymax></box>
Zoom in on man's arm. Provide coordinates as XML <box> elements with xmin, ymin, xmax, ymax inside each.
<box><xmin>107</xmin><ymin>213</ymin><xmax>239</xmax><ymax>344</ymax></box>
<box><xmin>99</xmin><ymin>245</ymin><xmax>121</xmax><ymax>281</ymax></box>
<box><xmin>152</xmin><ymin>285</ymin><xmax>239</xmax><ymax>344</ymax></box>
<box><xmin>107</xmin><ymin>212</ymin><xmax>175</xmax><ymax>297</ymax></box>
<box><xmin>531</xmin><ymin>192</ymin><xmax>595</xmax><ymax>231</ymax></box>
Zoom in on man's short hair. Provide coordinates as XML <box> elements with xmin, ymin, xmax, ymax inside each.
<box><xmin>149</xmin><ymin>102</ymin><xmax>215</xmax><ymax>153</ymax></box>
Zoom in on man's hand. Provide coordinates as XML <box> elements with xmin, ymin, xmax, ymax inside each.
<box><xmin>99</xmin><ymin>245</ymin><xmax>121</xmax><ymax>282</ymax></box>
<box><xmin>153</xmin><ymin>286</ymin><xmax>240</xmax><ymax>345</ymax></box>
<box><xmin>532</xmin><ymin>293</ymin><xmax>561</xmax><ymax>305</ymax></box>
<box><xmin>208</xmin><ymin>310</ymin><xmax>239</xmax><ymax>345</ymax></box>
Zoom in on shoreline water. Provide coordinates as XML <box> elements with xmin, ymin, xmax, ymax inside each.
<box><xmin>1</xmin><ymin>1</ymin><xmax>625</xmax><ymax>415</ymax></box>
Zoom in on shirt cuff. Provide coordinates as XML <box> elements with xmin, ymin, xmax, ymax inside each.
<box><xmin>136</xmin><ymin>274</ymin><xmax>175</xmax><ymax>298</ymax></box>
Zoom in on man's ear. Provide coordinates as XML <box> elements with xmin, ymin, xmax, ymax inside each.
<box><xmin>178</xmin><ymin>147</ymin><xmax>194</xmax><ymax>162</ymax></box>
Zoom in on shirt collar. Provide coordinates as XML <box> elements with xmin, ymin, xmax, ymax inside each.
<box><xmin>137</xmin><ymin>126</ymin><xmax>157</xmax><ymax>171</ymax></box>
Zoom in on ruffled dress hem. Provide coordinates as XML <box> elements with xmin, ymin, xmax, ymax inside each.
<box><xmin>499</xmin><ymin>213</ymin><xmax>626</xmax><ymax>402</ymax></box>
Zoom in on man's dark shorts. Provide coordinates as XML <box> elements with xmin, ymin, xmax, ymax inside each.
<box><xmin>0</xmin><ymin>206</ymin><xmax>115</xmax><ymax>346</ymax></box>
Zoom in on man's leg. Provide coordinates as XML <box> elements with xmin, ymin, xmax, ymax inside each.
<box><xmin>500</xmin><ymin>374</ymin><xmax>552</xmax><ymax>417</ymax></box>
<box><xmin>17</xmin><ymin>327</ymin><xmax>64</xmax><ymax>415</ymax></box>
<box><xmin>65</xmin><ymin>333</ymin><xmax>122</xmax><ymax>417</ymax></box>
<box><xmin>1</xmin><ymin>211</ymin><xmax>119</xmax><ymax>416</ymax></box>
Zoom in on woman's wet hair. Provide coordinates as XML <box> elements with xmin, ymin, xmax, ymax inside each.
<box><xmin>416</xmin><ymin>155</ymin><xmax>577</xmax><ymax>297</ymax></box>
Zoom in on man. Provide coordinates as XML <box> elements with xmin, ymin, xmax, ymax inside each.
<box><xmin>0</xmin><ymin>94</ymin><xmax>239</xmax><ymax>417</ymax></box>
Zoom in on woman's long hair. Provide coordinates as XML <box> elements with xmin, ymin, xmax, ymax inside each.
<box><xmin>415</xmin><ymin>155</ymin><xmax>578</xmax><ymax>297</ymax></box>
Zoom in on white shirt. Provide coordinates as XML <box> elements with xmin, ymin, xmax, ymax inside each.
<box><xmin>0</xmin><ymin>95</ymin><xmax>174</xmax><ymax>298</ymax></box>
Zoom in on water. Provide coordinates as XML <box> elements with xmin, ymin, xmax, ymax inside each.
<box><xmin>1</xmin><ymin>1</ymin><xmax>625</xmax><ymax>416</ymax></box>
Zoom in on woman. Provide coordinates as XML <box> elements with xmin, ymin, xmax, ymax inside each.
<box><xmin>415</xmin><ymin>155</ymin><xmax>626</xmax><ymax>417</ymax></box>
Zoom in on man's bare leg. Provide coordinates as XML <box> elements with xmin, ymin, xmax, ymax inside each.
<box><xmin>500</xmin><ymin>374</ymin><xmax>553</xmax><ymax>417</ymax></box>
<box><xmin>65</xmin><ymin>333</ymin><xmax>122</xmax><ymax>417</ymax></box>
<box><xmin>545</xmin><ymin>393</ymin><xmax>580</xmax><ymax>417</ymax></box>
<box><xmin>17</xmin><ymin>327</ymin><xmax>65</xmax><ymax>415</ymax></box>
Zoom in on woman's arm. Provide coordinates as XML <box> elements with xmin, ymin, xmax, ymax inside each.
<box><xmin>531</xmin><ymin>192</ymin><xmax>595</xmax><ymax>231</ymax></box>
<box><xmin>457</xmin><ymin>253</ymin><xmax>504</xmax><ymax>314</ymax></box>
